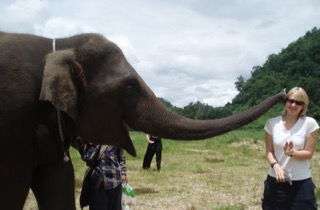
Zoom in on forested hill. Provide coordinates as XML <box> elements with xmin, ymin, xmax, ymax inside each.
<box><xmin>160</xmin><ymin>26</ymin><xmax>320</xmax><ymax>123</ymax></box>
<box><xmin>232</xmin><ymin>26</ymin><xmax>320</xmax><ymax>119</ymax></box>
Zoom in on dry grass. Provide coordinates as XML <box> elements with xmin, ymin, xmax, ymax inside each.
<box><xmin>24</xmin><ymin>130</ymin><xmax>320</xmax><ymax>210</ymax></box>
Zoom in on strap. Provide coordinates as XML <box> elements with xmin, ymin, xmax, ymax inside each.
<box><xmin>99</xmin><ymin>145</ymin><xmax>108</xmax><ymax>158</ymax></box>
<box><xmin>52</xmin><ymin>39</ymin><xmax>64</xmax><ymax>143</ymax></box>
<box><xmin>85</xmin><ymin>145</ymin><xmax>108</xmax><ymax>187</ymax></box>
<box><xmin>52</xmin><ymin>38</ymin><xmax>69</xmax><ymax>162</ymax></box>
<box><xmin>52</xmin><ymin>38</ymin><xmax>56</xmax><ymax>52</ymax></box>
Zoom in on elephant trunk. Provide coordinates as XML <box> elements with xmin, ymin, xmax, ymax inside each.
<box><xmin>128</xmin><ymin>89</ymin><xmax>286</xmax><ymax>140</ymax></box>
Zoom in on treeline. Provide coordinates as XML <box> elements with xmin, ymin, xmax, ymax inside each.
<box><xmin>159</xmin><ymin>26</ymin><xmax>320</xmax><ymax>124</ymax></box>
<box><xmin>158</xmin><ymin>98</ymin><xmax>232</xmax><ymax>120</ymax></box>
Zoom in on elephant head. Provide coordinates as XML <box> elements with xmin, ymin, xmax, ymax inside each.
<box><xmin>39</xmin><ymin>33</ymin><xmax>285</xmax><ymax>156</ymax></box>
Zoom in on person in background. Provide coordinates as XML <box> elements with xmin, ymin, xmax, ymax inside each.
<box><xmin>142</xmin><ymin>134</ymin><xmax>162</xmax><ymax>171</ymax></box>
<box><xmin>262</xmin><ymin>87</ymin><xmax>319</xmax><ymax>209</ymax></box>
<box><xmin>72</xmin><ymin>137</ymin><xmax>127</xmax><ymax>210</ymax></box>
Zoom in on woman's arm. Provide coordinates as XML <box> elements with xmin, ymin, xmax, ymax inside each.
<box><xmin>119</xmin><ymin>148</ymin><xmax>127</xmax><ymax>182</ymax></box>
<box><xmin>284</xmin><ymin>129</ymin><xmax>319</xmax><ymax>160</ymax></box>
<box><xmin>265</xmin><ymin>132</ymin><xmax>277</xmax><ymax>166</ymax></box>
<box><xmin>146</xmin><ymin>134</ymin><xmax>154</xmax><ymax>143</ymax></box>
<box><xmin>265</xmin><ymin>132</ymin><xmax>287</xmax><ymax>182</ymax></box>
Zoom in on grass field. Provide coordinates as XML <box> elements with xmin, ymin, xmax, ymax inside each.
<box><xmin>24</xmin><ymin>130</ymin><xmax>320</xmax><ymax>210</ymax></box>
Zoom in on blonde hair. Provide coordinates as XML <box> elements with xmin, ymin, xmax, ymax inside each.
<box><xmin>282</xmin><ymin>87</ymin><xmax>309</xmax><ymax>118</ymax></box>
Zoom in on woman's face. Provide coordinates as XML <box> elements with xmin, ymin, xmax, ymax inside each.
<box><xmin>285</xmin><ymin>93</ymin><xmax>305</xmax><ymax>117</ymax></box>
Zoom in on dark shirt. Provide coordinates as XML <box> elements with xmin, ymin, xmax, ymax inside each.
<box><xmin>150</xmin><ymin>135</ymin><xmax>161</xmax><ymax>143</ymax></box>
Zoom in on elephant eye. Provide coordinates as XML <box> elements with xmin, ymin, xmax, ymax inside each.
<box><xmin>125</xmin><ymin>82</ymin><xmax>140</xmax><ymax>96</ymax></box>
<box><xmin>126</xmin><ymin>85</ymin><xmax>135</xmax><ymax>91</ymax></box>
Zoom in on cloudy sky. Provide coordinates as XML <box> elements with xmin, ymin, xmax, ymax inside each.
<box><xmin>1</xmin><ymin>0</ymin><xmax>319</xmax><ymax>107</ymax></box>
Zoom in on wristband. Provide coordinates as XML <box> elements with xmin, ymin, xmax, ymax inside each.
<box><xmin>271</xmin><ymin>162</ymin><xmax>278</xmax><ymax>168</ymax></box>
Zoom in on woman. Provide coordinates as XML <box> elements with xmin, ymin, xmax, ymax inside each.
<box><xmin>262</xmin><ymin>87</ymin><xmax>319</xmax><ymax>209</ymax></box>
<box><xmin>142</xmin><ymin>134</ymin><xmax>162</xmax><ymax>171</ymax></box>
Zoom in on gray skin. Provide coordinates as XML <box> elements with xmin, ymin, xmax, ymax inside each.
<box><xmin>0</xmin><ymin>31</ymin><xmax>285</xmax><ymax>210</ymax></box>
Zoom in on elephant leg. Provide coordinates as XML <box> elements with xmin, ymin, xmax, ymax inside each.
<box><xmin>0</xmin><ymin>165</ymin><xmax>32</xmax><ymax>210</ymax></box>
<box><xmin>31</xmin><ymin>160</ymin><xmax>76</xmax><ymax>210</ymax></box>
<box><xmin>0</xmin><ymin>135</ymin><xmax>33</xmax><ymax>210</ymax></box>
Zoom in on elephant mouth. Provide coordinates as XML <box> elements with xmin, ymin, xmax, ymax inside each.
<box><xmin>121</xmin><ymin>121</ymin><xmax>137</xmax><ymax>157</ymax></box>
<box><xmin>122</xmin><ymin>134</ymin><xmax>136</xmax><ymax>157</ymax></box>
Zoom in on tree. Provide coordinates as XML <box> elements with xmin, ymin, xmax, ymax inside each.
<box><xmin>234</xmin><ymin>75</ymin><xmax>246</xmax><ymax>91</ymax></box>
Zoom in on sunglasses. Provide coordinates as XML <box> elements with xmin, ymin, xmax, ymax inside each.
<box><xmin>286</xmin><ymin>98</ymin><xmax>305</xmax><ymax>106</ymax></box>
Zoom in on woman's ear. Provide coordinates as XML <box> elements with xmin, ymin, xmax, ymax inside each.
<box><xmin>39</xmin><ymin>49</ymin><xmax>83</xmax><ymax>120</ymax></box>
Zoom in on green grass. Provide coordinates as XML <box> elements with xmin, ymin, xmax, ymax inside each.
<box><xmin>48</xmin><ymin>129</ymin><xmax>320</xmax><ymax>209</ymax></box>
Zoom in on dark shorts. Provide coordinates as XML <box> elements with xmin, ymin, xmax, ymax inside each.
<box><xmin>262</xmin><ymin>175</ymin><xmax>318</xmax><ymax>210</ymax></box>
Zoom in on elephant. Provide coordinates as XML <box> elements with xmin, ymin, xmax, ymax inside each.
<box><xmin>0</xmin><ymin>31</ymin><xmax>285</xmax><ymax>210</ymax></box>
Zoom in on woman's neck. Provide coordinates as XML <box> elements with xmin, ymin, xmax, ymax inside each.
<box><xmin>283</xmin><ymin>114</ymin><xmax>299</xmax><ymax>130</ymax></box>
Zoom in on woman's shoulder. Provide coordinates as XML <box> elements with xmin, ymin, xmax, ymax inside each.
<box><xmin>305</xmin><ymin>116</ymin><xmax>316</xmax><ymax>120</ymax></box>
<box><xmin>302</xmin><ymin>116</ymin><xmax>318</xmax><ymax>124</ymax></box>
<box><xmin>267</xmin><ymin>116</ymin><xmax>282</xmax><ymax>123</ymax></box>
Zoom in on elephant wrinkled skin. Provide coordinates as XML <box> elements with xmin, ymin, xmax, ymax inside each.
<box><xmin>0</xmin><ymin>31</ymin><xmax>285</xmax><ymax>209</ymax></box>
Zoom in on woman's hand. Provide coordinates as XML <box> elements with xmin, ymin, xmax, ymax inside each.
<box><xmin>122</xmin><ymin>175</ymin><xmax>128</xmax><ymax>183</ymax></box>
<box><xmin>273</xmin><ymin>162</ymin><xmax>292</xmax><ymax>184</ymax></box>
<box><xmin>283</xmin><ymin>141</ymin><xmax>294</xmax><ymax>156</ymax></box>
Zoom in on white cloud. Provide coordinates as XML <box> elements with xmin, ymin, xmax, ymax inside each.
<box><xmin>0</xmin><ymin>0</ymin><xmax>50</xmax><ymax>33</ymax></box>
<box><xmin>1</xmin><ymin>0</ymin><xmax>320</xmax><ymax>107</ymax></box>
<box><xmin>34</xmin><ymin>17</ymin><xmax>97</xmax><ymax>38</ymax></box>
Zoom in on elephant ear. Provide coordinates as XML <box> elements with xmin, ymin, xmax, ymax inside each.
<box><xmin>39</xmin><ymin>49</ymin><xmax>85</xmax><ymax>120</ymax></box>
